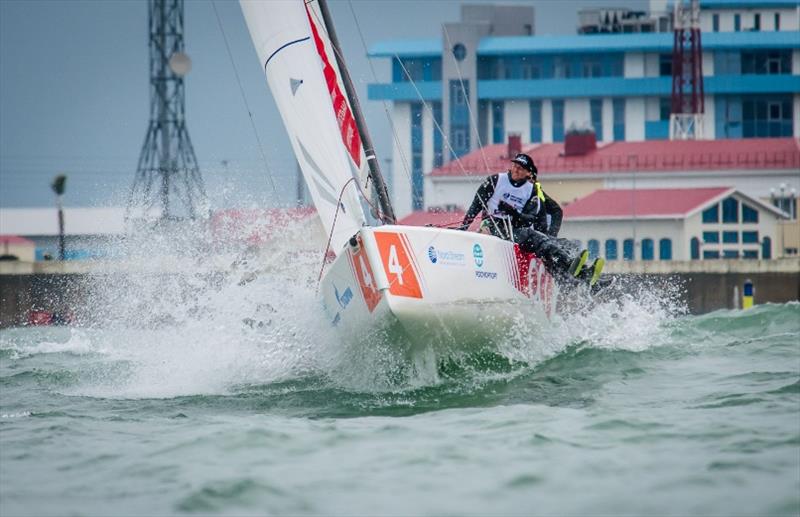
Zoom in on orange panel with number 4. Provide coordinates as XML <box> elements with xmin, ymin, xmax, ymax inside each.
<box><xmin>374</xmin><ymin>232</ymin><xmax>423</xmax><ymax>299</ymax></box>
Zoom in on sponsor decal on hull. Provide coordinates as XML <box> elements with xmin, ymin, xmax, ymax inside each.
<box><xmin>427</xmin><ymin>246</ymin><xmax>466</xmax><ymax>267</ymax></box>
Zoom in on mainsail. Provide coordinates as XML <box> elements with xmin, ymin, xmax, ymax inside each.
<box><xmin>240</xmin><ymin>0</ymin><xmax>376</xmax><ymax>252</ymax></box>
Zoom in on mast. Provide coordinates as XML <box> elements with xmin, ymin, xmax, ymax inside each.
<box><xmin>317</xmin><ymin>0</ymin><xmax>396</xmax><ymax>224</ymax></box>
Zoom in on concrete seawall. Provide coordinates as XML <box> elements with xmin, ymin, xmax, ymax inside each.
<box><xmin>1</xmin><ymin>259</ymin><xmax>798</xmax><ymax>327</ymax></box>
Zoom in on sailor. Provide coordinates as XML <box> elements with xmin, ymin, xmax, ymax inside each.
<box><xmin>459</xmin><ymin>153</ymin><xmax>541</xmax><ymax>240</ymax></box>
<box><xmin>459</xmin><ymin>153</ymin><xmax>602</xmax><ymax>286</ymax></box>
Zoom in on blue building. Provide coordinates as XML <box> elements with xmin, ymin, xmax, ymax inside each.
<box><xmin>367</xmin><ymin>1</ymin><xmax>800</xmax><ymax>217</ymax></box>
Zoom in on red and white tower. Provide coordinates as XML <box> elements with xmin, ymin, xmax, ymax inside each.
<box><xmin>669</xmin><ymin>0</ymin><xmax>705</xmax><ymax>140</ymax></box>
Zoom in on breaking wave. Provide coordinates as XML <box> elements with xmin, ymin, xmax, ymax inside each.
<box><xmin>2</xmin><ymin>221</ymin><xmax>690</xmax><ymax>399</ymax></box>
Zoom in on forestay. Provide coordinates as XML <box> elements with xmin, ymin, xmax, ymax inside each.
<box><xmin>240</xmin><ymin>0</ymin><xmax>375</xmax><ymax>253</ymax></box>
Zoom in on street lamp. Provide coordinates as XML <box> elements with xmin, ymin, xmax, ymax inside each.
<box><xmin>50</xmin><ymin>174</ymin><xmax>67</xmax><ymax>260</ymax></box>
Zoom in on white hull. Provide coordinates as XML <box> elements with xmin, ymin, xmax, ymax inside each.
<box><xmin>320</xmin><ymin>225</ymin><xmax>558</xmax><ymax>357</ymax></box>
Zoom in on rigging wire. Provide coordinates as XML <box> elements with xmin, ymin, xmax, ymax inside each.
<box><xmin>441</xmin><ymin>25</ymin><xmax>493</xmax><ymax>174</ymax></box>
<box><xmin>393</xmin><ymin>56</ymin><xmax>503</xmax><ymax>236</ymax></box>
<box><xmin>341</xmin><ymin>0</ymin><xmax>414</xmax><ymax>186</ymax></box>
<box><xmin>210</xmin><ymin>0</ymin><xmax>278</xmax><ymax>195</ymax></box>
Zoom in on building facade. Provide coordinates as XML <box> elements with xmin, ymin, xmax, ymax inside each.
<box><xmin>367</xmin><ymin>0</ymin><xmax>800</xmax><ymax>217</ymax></box>
<box><xmin>560</xmin><ymin>187</ymin><xmax>786</xmax><ymax>261</ymax></box>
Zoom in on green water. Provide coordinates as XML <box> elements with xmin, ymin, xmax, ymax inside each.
<box><xmin>1</xmin><ymin>303</ymin><xmax>799</xmax><ymax>516</ymax></box>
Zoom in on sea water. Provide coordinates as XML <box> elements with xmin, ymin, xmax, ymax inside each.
<box><xmin>1</xmin><ymin>227</ymin><xmax>798</xmax><ymax>516</ymax></box>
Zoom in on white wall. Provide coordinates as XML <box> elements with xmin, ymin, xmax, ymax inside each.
<box><xmin>794</xmin><ymin>93</ymin><xmax>800</xmax><ymax>139</ymax></box>
<box><xmin>505</xmin><ymin>99</ymin><xmax>530</xmax><ymax>143</ymax></box>
<box><xmin>701</xmin><ymin>8</ymin><xmax>799</xmax><ymax>32</ymax></box>
<box><xmin>602</xmin><ymin>98</ymin><xmax>614</xmax><ymax>144</ymax></box>
<box><xmin>702</xmin><ymin>51</ymin><xmax>715</xmax><ymax>76</ymax></box>
<box><xmin>542</xmin><ymin>99</ymin><xmax>554</xmax><ymax>143</ymax></box>
<box><xmin>702</xmin><ymin>95</ymin><xmax>715</xmax><ymax>139</ymax></box>
<box><xmin>683</xmin><ymin>194</ymin><xmax>780</xmax><ymax>259</ymax></box>
<box><xmin>625</xmin><ymin>97</ymin><xmax>646</xmax><ymax>141</ymax></box>
<box><xmin>423</xmin><ymin>104</ymin><xmax>434</xmax><ymax>175</ymax></box>
<box><xmin>644</xmin><ymin>53</ymin><xmax>660</xmax><ymax>77</ymax></box>
<box><xmin>391</xmin><ymin>102</ymin><xmax>413</xmax><ymax>218</ymax></box>
<box><xmin>427</xmin><ymin>177</ymin><xmax>484</xmax><ymax>211</ymax></box>
<box><xmin>624</xmin><ymin>52</ymin><xmax>645</xmax><ymax>78</ymax></box>
<box><xmin>565</xmin><ymin>98</ymin><xmax>591</xmax><ymax>132</ymax></box>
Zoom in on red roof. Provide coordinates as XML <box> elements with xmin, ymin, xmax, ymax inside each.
<box><xmin>563</xmin><ymin>187</ymin><xmax>732</xmax><ymax>219</ymax></box>
<box><xmin>0</xmin><ymin>235</ymin><xmax>35</xmax><ymax>246</ymax></box>
<box><xmin>397</xmin><ymin>209</ymin><xmax>467</xmax><ymax>228</ymax></box>
<box><xmin>430</xmin><ymin>138</ymin><xmax>800</xmax><ymax>177</ymax></box>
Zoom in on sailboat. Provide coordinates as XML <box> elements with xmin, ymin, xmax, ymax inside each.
<box><xmin>240</xmin><ymin>0</ymin><xmax>557</xmax><ymax>354</ymax></box>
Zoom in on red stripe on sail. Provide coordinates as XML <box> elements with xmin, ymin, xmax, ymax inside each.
<box><xmin>305</xmin><ymin>4</ymin><xmax>362</xmax><ymax>168</ymax></box>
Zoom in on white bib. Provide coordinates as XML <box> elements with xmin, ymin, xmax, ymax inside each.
<box><xmin>486</xmin><ymin>173</ymin><xmax>535</xmax><ymax>219</ymax></box>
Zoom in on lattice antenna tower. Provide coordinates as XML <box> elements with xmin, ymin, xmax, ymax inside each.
<box><xmin>128</xmin><ymin>0</ymin><xmax>206</xmax><ymax>220</ymax></box>
<box><xmin>669</xmin><ymin>0</ymin><xmax>705</xmax><ymax>140</ymax></box>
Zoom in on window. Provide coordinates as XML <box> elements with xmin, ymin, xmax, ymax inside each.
<box><xmin>492</xmin><ymin>101</ymin><xmax>504</xmax><ymax>144</ymax></box>
<box><xmin>623</xmin><ymin>239</ymin><xmax>634</xmax><ymax>260</ymax></box>
<box><xmin>722</xmin><ymin>197</ymin><xmax>739</xmax><ymax>223</ymax></box>
<box><xmin>772</xmin><ymin>196</ymin><xmax>797</xmax><ymax>220</ymax></box>
<box><xmin>450</xmin><ymin>80</ymin><xmax>470</xmax><ymax>157</ymax></box>
<box><xmin>734</xmin><ymin>14</ymin><xmax>741</xmax><ymax>31</ymax></box>
<box><xmin>743</xmin><ymin>250</ymin><xmax>758</xmax><ymax>259</ymax></box>
<box><xmin>762</xmin><ymin>236</ymin><xmax>772</xmax><ymax>259</ymax></box>
<box><xmin>590</xmin><ymin>99</ymin><xmax>603</xmax><ymax>141</ymax></box>
<box><xmin>410</xmin><ymin>103</ymin><xmax>424</xmax><ymax>210</ymax></box>
<box><xmin>659</xmin><ymin>239</ymin><xmax>672</xmax><ymax>260</ymax></box>
<box><xmin>605</xmin><ymin>239</ymin><xmax>618</xmax><ymax>260</ymax></box>
<box><xmin>659</xmin><ymin>54</ymin><xmax>672</xmax><ymax>76</ymax></box>
<box><xmin>702</xmin><ymin>204</ymin><xmax>719</xmax><ymax>223</ymax></box>
<box><xmin>742</xmin><ymin>204</ymin><xmax>758</xmax><ymax>223</ymax></box>
<box><xmin>703</xmin><ymin>231</ymin><xmax>719</xmax><ymax>243</ymax></box>
<box><xmin>775</xmin><ymin>12</ymin><xmax>780</xmax><ymax>31</ymax></box>
<box><xmin>754</xmin><ymin>13</ymin><xmax>761</xmax><ymax>31</ymax></box>
<box><xmin>553</xmin><ymin>100</ymin><xmax>565</xmax><ymax>142</ymax></box>
<box><xmin>723</xmin><ymin>250</ymin><xmax>740</xmax><ymax>259</ymax></box>
<box><xmin>742</xmin><ymin>231</ymin><xmax>759</xmax><ymax>244</ymax></box>
<box><xmin>452</xmin><ymin>43</ymin><xmax>467</xmax><ymax>62</ymax></box>
<box><xmin>723</xmin><ymin>231</ymin><xmax>738</xmax><ymax>243</ymax></box>
<box><xmin>642</xmin><ymin>239</ymin><xmax>654</xmax><ymax>260</ymax></box>
<box><xmin>703</xmin><ymin>250</ymin><xmax>720</xmax><ymax>259</ymax></box>
<box><xmin>691</xmin><ymin>237</ymin><xmax>700</xmax><ymax>260</ymax></box>
<box><xmin>588</xmin><ymin>239</ymin><xmax>600</xmax><ymax>260</ymax></box>
<box><xmin>712</xmin><ymin>14</ymin><xmax>720</xmax><ymax>32</ymax></box>
<box><xmin>432</xmin><ymin>102</ymin><xmax>443</xmax><ymax>167</ymax></box>
<box><xmin>530</xmin><ymin>101</ymin><xmax>542</xmax><ymax>143</ymax></box>
<box><xmin>741</xmin><ymin>50</ymin><xmax>791</xmax><ymax>75</ymax></box>
<box><xmin>741</xmin><ymin>94</ymin><xmax>793</xmax><ymax>137</ymax></box>
<box><xmin>659</xmin><ymin>97</ymin><xmax>671</xmax><ymax>121</ymax></box>
<box><xmin>613</xmin><ymin>99</ymin><xmax>625</xmax><ymax>141</ymax></box>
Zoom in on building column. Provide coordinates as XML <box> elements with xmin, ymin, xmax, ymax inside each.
<box><xmin>391</xmin><ymin>102</ymin><xmax>413</xmax><ymax>218</ymax></box>
<box><xmin>542</xmin><ymin>99</ymin><xmax>553</xmax><ymax>143</ymax></box>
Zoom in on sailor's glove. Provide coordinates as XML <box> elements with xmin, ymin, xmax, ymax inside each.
<box><xmin>498</xmin><ymin>200</ymin><xmax>517</xmax><ymax>215</ymax></box>
<box><xmin>498</xmin><ymin>201</ymin><xmax>520</xmax><ymax>222</ymax></box>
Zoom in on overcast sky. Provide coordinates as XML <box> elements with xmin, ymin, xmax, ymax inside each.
<box><xmin>0</xmin><ymin>0</ymin><xmax>646</xmax><ymax>209</ymax></box>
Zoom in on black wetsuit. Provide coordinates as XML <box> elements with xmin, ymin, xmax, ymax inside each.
<box><xmin>461</xmin><ymin>175</ymin><xmax>577</xmax><ymax>284</ymax></box>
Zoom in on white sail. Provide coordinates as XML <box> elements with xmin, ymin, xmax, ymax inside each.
<box><xmin>240</xmin><ymin>0</ymin><xmax>370</xmax><ymax>252</ymax></box>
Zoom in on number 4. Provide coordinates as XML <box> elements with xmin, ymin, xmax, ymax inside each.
<box><xmin>387</xmin><ymin>245</ymin><xmax>404</xmax><ymax>285</ymax></box>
